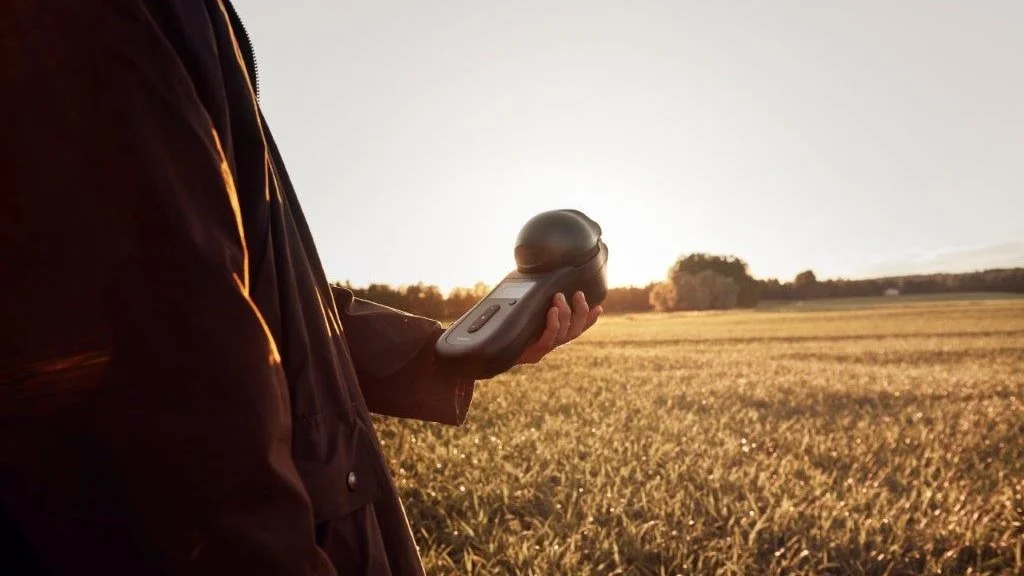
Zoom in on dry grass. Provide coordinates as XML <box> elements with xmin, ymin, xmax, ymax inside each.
<box><xmin>373</xmin><ymin>297</ymin><xmax>1024</xmax><ymax>574</ymax></box>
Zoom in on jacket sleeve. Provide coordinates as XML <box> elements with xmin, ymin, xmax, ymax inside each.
<box><xmin>331</xmin><ymin>287</ymin><xmax>476</xmax><ymax>426</ymax></box>
<box><xmin>0</xmin><ymin>1</ymin><xmax>332</xmax><ymax>574</ymax></box>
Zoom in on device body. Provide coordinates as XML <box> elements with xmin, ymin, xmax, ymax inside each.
<box><xmin>435</xmin><ymin>210</ymin><xmax>608</xmax><ymax>379</ymax></box>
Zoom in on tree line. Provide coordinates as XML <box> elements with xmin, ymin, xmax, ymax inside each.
<box><xmin>332</xmin><ymin>281</ymin><xmax>492</xmax><ymax>321</ymax></box>
<box><xmin>757</xmin><ymin>268</ymin><xmax>1024</xmax><ymax>301</ymax></box>
<box><xmin>335</xmin><ymin>256</ymin><xmax>1024</xmax><ymax>318</ymax></box>
<box><xmin>641</xmin><ymin>257</ymin><xmax>1024</xmax><ymax>313</ymax></box>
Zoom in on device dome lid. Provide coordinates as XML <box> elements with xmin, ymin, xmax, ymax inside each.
<box><xmin>514</xmin><ymin>209</ymin><xmax>603</xmax><ymax>274</ymax></box>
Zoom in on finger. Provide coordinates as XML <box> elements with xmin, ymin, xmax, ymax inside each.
<box><xmin>519</xmin><ymin>306</ymin><xmax>560</xmax><ymax>364</ymax></box>
<box><xmin>566</xmin><ymin>291</ymin><xmax>590</xmax><ymax>340</ymax></box>
<box><xmin>537</xmin><ymin>305</ymin><xmax>561</xmax><ymax>351</ymax></box>
<box><xmin>554</xmin><ymin>293</ymin><xmax>572</xmax><ymax>344</ymax></box>
<box><xmin>585</xmin><ymin>304</ymin><xmax>603</xmax><ymax>330</ymax></box>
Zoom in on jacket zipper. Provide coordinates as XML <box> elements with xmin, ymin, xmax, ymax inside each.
<box><xmin>222</xmin><ymin>0</ymin><xmax>260</xmax><ymax>100</ymax></box>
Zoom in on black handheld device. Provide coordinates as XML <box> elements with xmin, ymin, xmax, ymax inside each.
<box><xmin>435</xmin><ymin>209</ymin><xmax>609</xmax><ymax>379</ymax></box>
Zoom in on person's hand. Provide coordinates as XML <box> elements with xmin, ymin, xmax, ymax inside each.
<box><xmin>516</xmin><ymin>291</ymin><xmax>603</xmax><ymax>365</ymax></box>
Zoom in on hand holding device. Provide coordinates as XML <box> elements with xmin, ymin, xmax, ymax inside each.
<box><xmin>435</xmin><ymin>209</ymin><xmax>609</xmax><ymax>379</ymax></box>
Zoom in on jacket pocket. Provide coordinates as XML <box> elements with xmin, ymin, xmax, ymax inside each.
<box><xmin>291</xmin><ymin>412</ymin><xmax>385</xmax><ymax>523</ymax></box>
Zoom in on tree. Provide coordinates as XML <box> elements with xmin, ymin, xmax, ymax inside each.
<box><xmin>675</xmin><ymin>273</ymin><xmax>710</xmax><ymax>310</ymax></box>
<box><xmin>403</xmin><ymin>282</ymin><xmax>446</xmax><ymax>319</ymax></box>
<box><xmin>603</xmin><ymin>284</ymin><xmax>656</xmax><ymax>314</ymax></box>
<box><xmin>700</xmin><ymin>270</ymin><xmax>739</xmax><ymax>309</ymax></box>
<box><xmin>649</xmin><ymin>281</ymin><xmax>678</xmax><ymax>312</ymax></box>
<box><xmin>675</xmin><ymin>270</ymin><xmax>740</xmax><ymax>310</ymax></box>
<box><xmin>793</xmin><ymin>270</ymin><xmax>818</xmax><ymax>299</ymax></box>
<box><xmin>445</xmin><ymin>282</ymin><xmax>491</xmax><ymax>320</ymax></box>
<box><xmin>757</xmin><ymin>277</ymin><xmax>790</xmax><ymax>300</ymax></box>
<box><xmin>669</xmin><ymin>253</ymin><xmax>759</xmax><ymax>307</ymax></box>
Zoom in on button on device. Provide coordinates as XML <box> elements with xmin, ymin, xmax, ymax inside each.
<box><xmin>347</xmin><ymin>472</ymin><xmax>358</xmax><ymax>491</ymax></box>
<box><xmin>467</xmin><ymin>304</ymin><xmax>501</xmax><ymax>333</ymax></box>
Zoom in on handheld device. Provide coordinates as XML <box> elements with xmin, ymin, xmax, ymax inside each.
<box><xmin>435</xmin><ymin>209</ymin><xmax>609</xmax><ymax>379</ymax></box>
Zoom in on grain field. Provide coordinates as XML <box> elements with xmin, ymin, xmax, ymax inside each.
<box><xmin>373</xmin><ymin>297</ymin><xmax>1024</xmax><ymax>575</ymax></box>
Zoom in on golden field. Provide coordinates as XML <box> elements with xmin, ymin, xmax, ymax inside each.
<box><xmin>373</xmin><ymin>296</ymin><xmax>1024</xmax><ymax>575</ymax></box>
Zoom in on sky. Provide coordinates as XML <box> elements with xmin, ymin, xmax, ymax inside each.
<box><xmin>239</xmin><ymin>1</ymin><xmax>1023</xmax><ymax>292</ymax></box>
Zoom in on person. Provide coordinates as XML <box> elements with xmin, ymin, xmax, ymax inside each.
<box><xmin>0</xmin><ymin>1</ymin><xmax>602</xmax><ymax>574</ymax></box>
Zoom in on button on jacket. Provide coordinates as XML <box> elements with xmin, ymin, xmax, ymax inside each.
<box><xmin>0</xmin><ymin>1</ymin><xmax>474</xmax><ymax>574</ymax></box>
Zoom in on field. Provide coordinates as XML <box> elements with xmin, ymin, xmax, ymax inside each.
<box><xmin>373</xmin><ymin>297</ymin><xmax>1024</xmax><ymax>574</ymax></box>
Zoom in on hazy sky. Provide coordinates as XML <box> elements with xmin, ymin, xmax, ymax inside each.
<box><xmin>239</xmin><ymin>1</ymin><xmax>1023</xmax><ymax>291</ymax></box>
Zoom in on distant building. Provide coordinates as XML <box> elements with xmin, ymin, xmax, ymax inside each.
<box><xmin>884</xmin><ymin>288</ymin><xmax>901</xmax><ymax>297</ymax></box>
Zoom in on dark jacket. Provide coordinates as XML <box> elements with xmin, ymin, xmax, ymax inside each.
<box><xmin>0</xmin><ymin>1</ymin><xmax>473</xmax><ymax>574</ymax></box>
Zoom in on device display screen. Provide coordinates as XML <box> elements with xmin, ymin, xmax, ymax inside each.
<box><xmin>491</xmin><ymin>280</ymin><xmax>535</xmax><ymax>300</ymax></box>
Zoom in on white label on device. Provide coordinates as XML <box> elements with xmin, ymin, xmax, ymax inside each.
<box><xmin>491</xmin><ymin>280</ymin><xmax>535</xmax><ymax>299</ymax></box>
